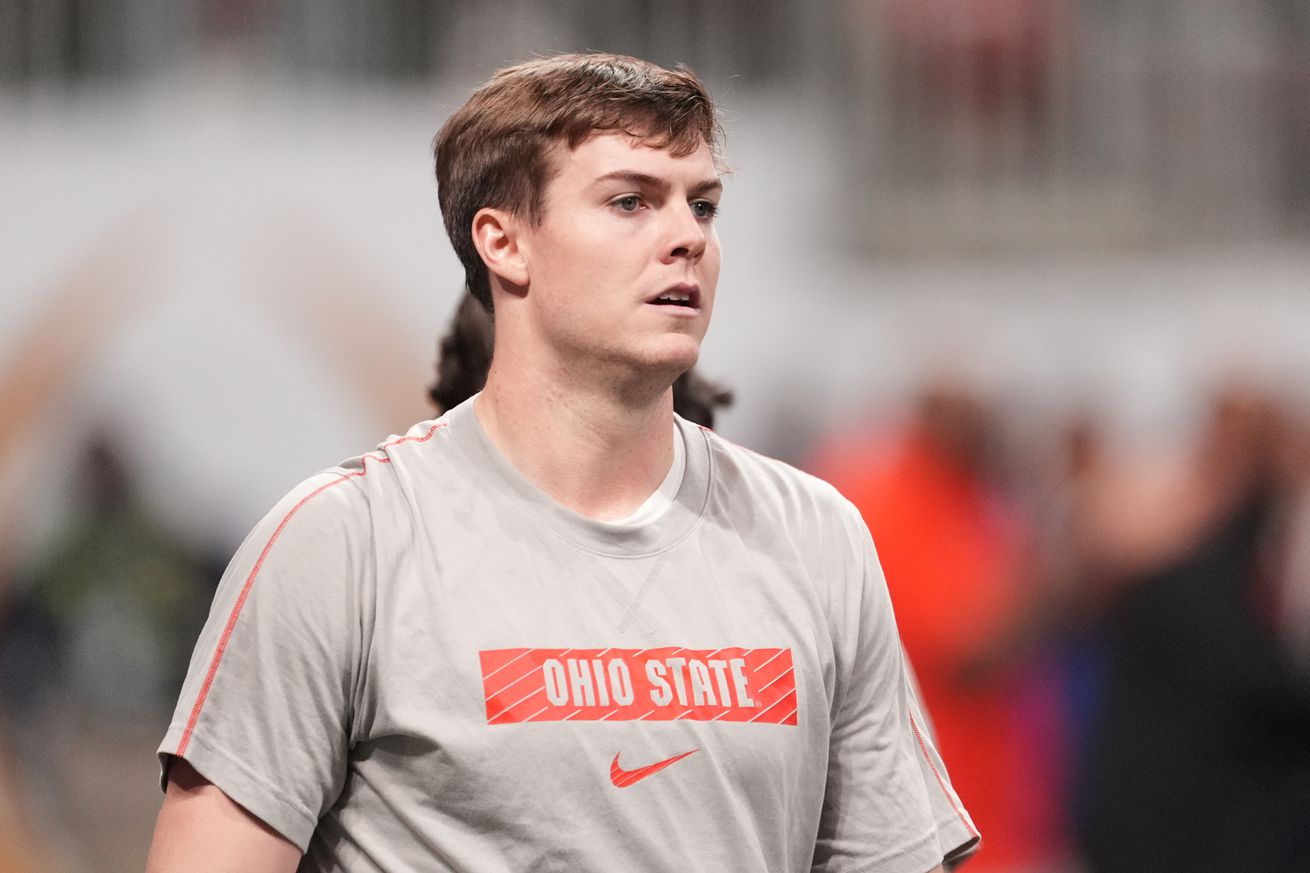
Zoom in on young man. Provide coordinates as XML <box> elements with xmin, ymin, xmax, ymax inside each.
<box><xmin>147</xmin><ymin>53</ymin><xmax>977</xmax><ymax>872</ymax></box>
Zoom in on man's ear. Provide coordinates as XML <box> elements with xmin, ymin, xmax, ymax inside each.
<box><xmin>471</xmin><ymin>208</ymin><xmax>529</xmax><ymax>289</ymax></box>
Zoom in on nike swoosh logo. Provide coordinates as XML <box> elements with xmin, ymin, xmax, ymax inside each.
<box><xmin>609</xmin><ymin>749</ymin><xmax>698</xmax><ymax>787</ymax></box>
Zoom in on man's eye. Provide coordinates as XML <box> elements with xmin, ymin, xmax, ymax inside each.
<box><xmin>691</xmin><ymin>200</ymin><xmax>719</xmax><ymax>220</ymax></box>
<box><xmin>614</xmin><ymin>195</ymin><xmax>642</xmax><ymax>213</ymax></box>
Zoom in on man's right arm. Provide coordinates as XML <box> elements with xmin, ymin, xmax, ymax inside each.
<box><xmin>145</xmin><ymin>758</ymin><xmax>301</xmax><ymax>873</ymax></box>
<box><xmin>152</xmin><ymin>471</ymin><xmax>370</xmax><ymax>868</ymax></box>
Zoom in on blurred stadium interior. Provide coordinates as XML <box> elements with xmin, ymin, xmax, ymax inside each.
<box><xmin>2</xmin><ymin>2</ymin><xmax>1309</xmax><ymax>871</ymax></box>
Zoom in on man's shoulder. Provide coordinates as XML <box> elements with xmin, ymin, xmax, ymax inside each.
<box><xmin>693</xmin><ymin>425</ymin><xmax>872</xmax><ymax>591</ymax></box>
<box><xmin>695</xmin><ymin>424</ymin><xmax>856</xmax><ymax>523</ymax></box>
<box><xmin>333</xmin><ymin>417</ymin><xmax>453</xmax><ymax>479</ymax></box>
<box><xmin>259</xmin><ymin>416</ymin><xmax>458</xmax><ymax>529</ymax></box>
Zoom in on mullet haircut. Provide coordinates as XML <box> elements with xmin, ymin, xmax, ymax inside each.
<box><xmin>433</xmin><ymin>52</ymin><xmax>722</xmax><ymax>312</ymax></box>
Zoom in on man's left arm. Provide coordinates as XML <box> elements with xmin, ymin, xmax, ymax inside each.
<box><xmin>811</xmin><ymin>501</ymin><xmax>979</xmax><ymax>873</ymax></box>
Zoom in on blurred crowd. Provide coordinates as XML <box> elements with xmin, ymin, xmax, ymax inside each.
<box><xmin>810</xmin><ymin>374</ymin><xmax>1310</xmax><ymax>872</ymax></box>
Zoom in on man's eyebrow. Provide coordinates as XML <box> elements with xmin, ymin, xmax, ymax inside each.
<box><xmin>590</xmin><ymin>171</ymin><xmax>723</xmax><ymax>196</ymax></box>
<box><xmin>689</xmin><ymin>178</ymin><xmax>724</xmax><ymax>197</ymax></box>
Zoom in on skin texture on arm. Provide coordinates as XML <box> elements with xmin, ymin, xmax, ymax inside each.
<box><xmin>145</xmin><ymin>758</ymin><xmax>301</xmax><ymax>873</ymax></box>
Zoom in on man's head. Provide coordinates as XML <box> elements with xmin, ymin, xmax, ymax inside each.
<box><xmin>434</xmin><ymin>52</ymin><xmax>722</xmax><ymax>313</ymax></box>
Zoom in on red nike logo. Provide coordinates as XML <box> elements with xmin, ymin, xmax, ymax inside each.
<box><xmin>609</xmin><ymin>750</ymin><xmax>698</xmax><ymax>787</ymax></box>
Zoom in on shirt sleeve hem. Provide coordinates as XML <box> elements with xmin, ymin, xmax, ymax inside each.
<box><xmin>826</xmin><ymin>816</ymin><xmax>982</xmax><ymax>873</ymax></box>
<box><xmin>157</xmin><ymin>727</ymin><xmax>319</xmax><ymax>852</ymax></box>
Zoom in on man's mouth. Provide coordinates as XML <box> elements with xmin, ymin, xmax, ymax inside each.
<box><xmin>648</xmin><ymin>285</ymin><xmax>701</xmax><ymax>309</ymax></box>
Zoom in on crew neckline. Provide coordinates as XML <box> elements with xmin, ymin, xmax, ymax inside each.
<box><xmin>608</xmin><ymin>423</ymin><xmax>686</xmax><ymax>527</ymax></box>
<box><xmin>444</xmin><ymin>395</ymin><xmax>711</xmax><ymax>557</ymax></box>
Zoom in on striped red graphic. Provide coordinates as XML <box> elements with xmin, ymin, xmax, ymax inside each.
<box><xmin>479</xmin><ymin>647</ymin><xmax>797</xmax><ymax>726</ymax></box>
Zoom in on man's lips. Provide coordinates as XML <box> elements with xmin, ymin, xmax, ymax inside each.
<box><xmin>646</xmin><ymin>283</ymin><xmax>702</xmax><ymax>310</ymax></box>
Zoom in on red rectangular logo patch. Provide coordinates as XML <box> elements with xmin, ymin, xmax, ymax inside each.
<box><xmin>479</xmin><ymin>647</ymin><xmax>797</xmax><ymax>726</ymax></box>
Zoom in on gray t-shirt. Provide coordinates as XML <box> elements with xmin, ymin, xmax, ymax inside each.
<box><xmin>159</xmin><ymin>398</ymin><xmax>978</xmax><ymax>872</ymax></box>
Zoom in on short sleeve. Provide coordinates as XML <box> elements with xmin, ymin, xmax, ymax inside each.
<box><xmin>812</xmin><ymin>504</ymin><xmax>980</xmax><ymax>873</ymax></box>
<box><xmin>157</xmin><ymin>471</ymin><xmax>369</xmax><ymax>852</ymax></box>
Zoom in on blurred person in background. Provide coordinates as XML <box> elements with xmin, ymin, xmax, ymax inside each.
<box><xmin>147</xmin><ymin>53</ymin><xmax>977</xmax><ymax>873</ymax></box>
<box><xmin>1273</xmin><ymin>406</ymin><xmax>1310</xmax><ymax>680</ymax></box>
<box><xmin>0</xmin><ymin>431</ymin><xmax>213</xmax><ymax>871</ymax></box>
<box><xmin>809</xmin><ymin>379</ymin><xmax>1069</xmax><ymax>873</ymax></box>
<box><xmin>0</xmin><ymin>433</ymin><xmax>211</xmax><ymax>723</ymax></box>
<box><xmin>1064</xmin><ymin>380</ymin><xmax>1310</xmax><ymax>872</ymax></box>
<box><xmin>428</xmin><ymin>289</ymin><xmax>735</xmax><ymax>427</ymax></box>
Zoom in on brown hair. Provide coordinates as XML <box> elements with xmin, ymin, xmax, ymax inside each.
<box><xmin>429</xmin><ymin>291</ymin><xmax>494</xmax><ymax>415</ymax></box>
<box><xmin>433</xmin><ymin>52</ymin><xmax>722</xmax><ymax>311</ymax></box>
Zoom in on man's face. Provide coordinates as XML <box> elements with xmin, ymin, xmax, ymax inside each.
<box><xmin>513</xmin><ymin>131</ymin><xmax>722</xmax><ymax>383</ymax></box>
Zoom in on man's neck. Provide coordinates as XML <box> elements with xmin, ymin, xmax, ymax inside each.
<box><xmin>475</xmin><ymin>360</ymin><xmax>678</xmax><ymax>522</ymax></box>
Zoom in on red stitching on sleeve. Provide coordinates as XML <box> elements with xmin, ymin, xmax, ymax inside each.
<box><xmin>175</xmin><ymin>422</ymin><xmax>445</xmax><ymax>756</ymax></box>
<box><xmin>909</xmin><ymin>710</ymin><xmax>979</xmax><ymax>838</ymax></box>
<box><xmin>367</xmin><ymin>421</ymin><xmax>447</xmax><ymax>456</ymax></box>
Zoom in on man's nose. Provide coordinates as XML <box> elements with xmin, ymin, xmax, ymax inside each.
<box><xmin>663</xmin><ymin>203</ymin><xmax>708</xmax><ymax>263</ymax></box>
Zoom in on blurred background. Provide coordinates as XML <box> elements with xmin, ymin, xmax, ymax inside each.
<box><xmin>3</xmin><ymin>1</ymin><xmax>1310</xmax><ymax>871</ymax></box>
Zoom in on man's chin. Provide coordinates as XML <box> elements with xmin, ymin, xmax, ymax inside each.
<box><xmin>643</xmin><ymin>339</ymin><xmax>701</xmax><ymax>381</ymax></box>
<box><xmin>595</xmin><ymin>341</ymin><xmax>700</xmax><ymax>398</ymax></box>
